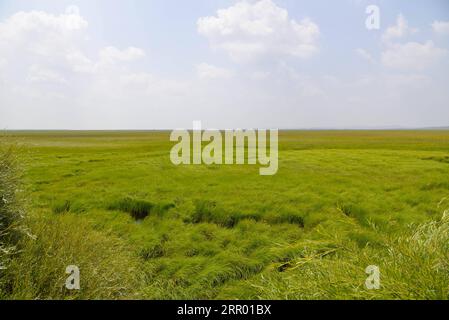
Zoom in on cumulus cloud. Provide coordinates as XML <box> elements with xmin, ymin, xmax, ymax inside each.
<box><xmin>1</xmin><ymin>4</ymin><xmax>448</xmax><ymax>130</ymax></box>
<box><xmin>0</xmin><ymin>57</ymin><xmax>6</xmax><ymax>70</ymax></box>
<box><xmin>65</xmin><ymin>50</ymin><xmax>95</xmax><ymax>73</ymax></box>
<box><xmin>0</xmin><ymin>7</ymin><xmax>94</xmax><ymax>79</ymax></box>
<box><xmin>356</xmin><ymin>48</ymin><xmax>375</xmax><ymax>63</ymax></box>
<box><xmin>0</xmin><ymin>6</ymin><xmax>190</xmax><ymax>129</ymax></box>
<box><xmin>381</xmin><ymin>41</ymin><xmax>447</xmax><ymax>70</ymax></box>
<box><xmin>0</xmin><ymin>8</ymin><xmax>88</xmax><ymax>59</ymax></box>
<box><xmin>379</xmin><ymin>15</ymin><xmax>446</xmax><ymax>71</ymax></box>
<box><xmin>196</xmin><ymin>63</ymin><xmax>234</xmax><ymax>79</ymax></box>
<box><xmin>0</xmin><ymin>6</ymin><xmax>146</xmax><ymax>75</ymax></box>
<box><xmin>197</xmin><ymin>0</ymin><xmax>320</xmax><ymax>62</ymax></box>
<box><xmin>27</xmin><ymin>65</ymin><xmax>67</xmax><ymax>84</ymax></box>
<box><xmin>99</xmin><ymin>46</ymin><xmax>145</xmax><ymax>64</ymax></box>
<box><xmin>249</xmin><ymin>71</ymin><xmax>270</xmax><ymax>80</ymax></box>
<box><xmin>382</xmin><ymin>14</ymin><xmax>417</xmax><ymax>43</ymax></box>
<box><xmin>384</xmin><ymin>74</ymin><xmax>431</xmax><ymax>88</ymax></box>
<box><xmin>432</xmin><ymin>20</ymin><xmax>449</xmax><ymax>35</ymax></box>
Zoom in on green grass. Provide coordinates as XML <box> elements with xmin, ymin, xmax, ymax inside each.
<box><xmin>2</xmin><ymin>213</ymin><xmax>143</xmax><ymax>299</ymax></box>
<box><xmin>0</xmin><ymin>143</ymin><xmax>25</xmax><ymax>287</ymax></box>
<box><xmin>1</xmin><ymin>130</ymin><xmax>449</xmax><ymax>299</ymax></box>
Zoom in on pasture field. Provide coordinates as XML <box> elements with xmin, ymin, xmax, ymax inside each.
<box><xmin>1</xmin><ymin>130</ymin><xmax>449</xmax><ymax>299</ymax></box>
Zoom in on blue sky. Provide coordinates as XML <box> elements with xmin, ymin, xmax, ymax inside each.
<box><xmin>1</xmin><ymin>0</ymin><xmax>449</xmax><ymax>129</ymax></box>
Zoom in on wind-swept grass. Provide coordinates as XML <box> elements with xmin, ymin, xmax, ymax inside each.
<box><xmin>220</xmin><ymin>211</ymin><xmax>449</xmax><ymax>300</ymax></box>
<box><xmin>2</xmin><ymin>130</ymin><xmax>449</xmax><ymax>299</ymax></box>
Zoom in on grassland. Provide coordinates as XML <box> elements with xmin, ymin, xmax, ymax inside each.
<box><xmin>1</xmin><ymin>130</ymin><xmax>448</xmax><ymax>299</ymax></box>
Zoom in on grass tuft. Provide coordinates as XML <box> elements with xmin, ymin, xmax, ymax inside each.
<box><xmin>52</xmin><ymin>200</ymin><xmax>71</xmax><ymax>214</ymax></box>
<box><xmin>108</xmin><ymin>197</ymin><xmax>174</xmax><ymax>220</ymax></box>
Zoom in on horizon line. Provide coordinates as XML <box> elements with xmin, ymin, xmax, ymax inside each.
<box><xmin>2</xmin><ymin>126</ymin><xmax>449</xmax><ymax>132</ymax></box>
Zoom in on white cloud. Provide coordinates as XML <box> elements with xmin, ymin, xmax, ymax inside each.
<box><xmin>27</xmin><ymin>65</ymin><xmax>67</xmax><ymax>84</ymax></box>
<box><xmin>1</xmin><ymin>5</ymin><xmax>448</xmax><ymax>129</ymax></box>
<box><xmin>384</xmin><ymin>74</ymin><xmax>431</xmax><ymax>88</ymax></box>
<box><xmin>99</xmin><ymin>46</ymin><xmax>145</xmax><ymax>64</ymax></box>
<box><xmin>0</xmin><ymin>6</ymin><xmax>188</xmax><ymax>129</ymax></box>
<box><xmin>196</xmin><ymin>63</ymin><xmax>234</xmax><ymax>79</ymax></box>
<box><xmin>432</xmin><ymin>20</ymin><xmax>449</xmax><ymax>35</ymax></box>
<box><xmin>0</xmin><ymin>8</ymin><xmax>88</xmax><ymax>58</ymax></box>
<box><xmin>0</xmin><ymin>6</ymin><xmax>97</xmax><ymax>80</ymax></box>
<box><xmin>0</xmin><ymin>57</ymin><xmax>6</xmax><ymax>69</ymax></box>
<box><xmin>249</xmin><ymin>71</ymin><xmax>270</xmax><ymax>80</ymax></box>
<box><xmin>379</xmin><ymin>14</ymin><xmax>447</xmax><ymax>71</ymax></box>
<box><xmin>298</xmin><ymin>83</ymin><xmax>324</xmax><ymax>97</ymax></box>
<box><xmin>0</xmin><ymin>6</ymin><xmax>145</xmax><ymax>76</ymax></box>
<box><xmin>65</xmin><ymin>50</ymin><xmax>95</xmax><ymax>73</ymax></box>
<box><xmin>381</xmin><ymin>41</ymin><xmax>447</xmax><ymax>70</ymax></box>
<box><xmin>382</xmin><ymin>14</ymin><xmax>417</xmax><ymax>43</ymax></box>
<box><xmin>197</xmin><ymin>0</ymin><xmax>320</xmax><ymax>62</ymax></box>
<box><xmin>356</xmin><ymin>48</ymin><xmax>375</xmax><ymax>63</ymax></box>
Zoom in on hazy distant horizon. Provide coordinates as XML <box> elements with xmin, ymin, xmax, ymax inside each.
<box><xmin>4</xmin><ymin>125</ymin><xmax>449</xmax><ymax>132</ymax></box>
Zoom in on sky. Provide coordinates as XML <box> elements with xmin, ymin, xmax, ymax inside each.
<box><xmin>0</xmin><ymin>0</ymin><xmax>449</xmax><ymax>129</ymax></box>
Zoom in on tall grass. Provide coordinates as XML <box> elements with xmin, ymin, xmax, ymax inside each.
<box><xmin>2</xmin><ymin>130</ymin><xmax>449</xmax><ymax>299</ymax></box>
<box><xmin>0</xmin><ymin>144</ymin><xmax>24</xmax><ymax>289</ymax></box>
<box><xmin>2</xmin><ymin>214</ymin><xmax>144</xmax><ymax>299</ymax></box>
<box><xmin>0</xmin><ymin>144</ymin><xmax>144</xmax><ymax>299</ymax></box>
<box><xmin>221</xmin><ymin>211</ymin><xmax>449</xmax><ymax>299</ymax></box>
